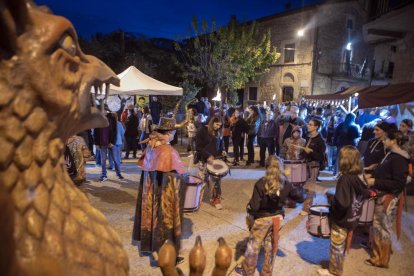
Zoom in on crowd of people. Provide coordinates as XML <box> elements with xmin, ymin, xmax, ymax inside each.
<box><xmin>64</xmin><ymin>96</ymin><xmax>413</xmax><ymax>276</ymax></box>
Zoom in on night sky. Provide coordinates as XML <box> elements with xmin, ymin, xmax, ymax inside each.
<box><xmin>36</xmin><ymin>0</ymin><xmax>321</xmax><ymax>39</ymax></box>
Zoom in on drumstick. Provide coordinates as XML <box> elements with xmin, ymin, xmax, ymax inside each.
<box><xmin>290</xmin><ymin>144</ymin><xmax>306</xmax><ymax>150</ymax></box>
<box><xmin>226</xmin><ymin>256</ymin><xmax>245</xmax><ymax>276</ymax></box>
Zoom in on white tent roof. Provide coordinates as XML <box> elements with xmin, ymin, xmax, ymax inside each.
<box><xmin>108</xmin><ymin>66</ymin><xmax>183</xmax><ymax>96</ymax></box>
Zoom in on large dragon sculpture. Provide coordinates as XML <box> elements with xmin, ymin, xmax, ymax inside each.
<box><xmin>0</xmin><ymin>0</ymin><xmax>128</xmax><ymax>275</ymax></box>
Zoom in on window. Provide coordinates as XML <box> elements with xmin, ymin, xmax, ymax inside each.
<box><xmin>387</xmin><ymin>62</ymin><xmax>394</xmax><ymax>79</ymax></box>
<box><xmin>248</xmin><ymin>87</ymin><xmax>257</xmax><ymax>101</ymax></box>
<box><xmin>284</xmin><ymin>43</ymin><xmax>295</xmax><ymax>63</ymax></box>
<box><xmin>346</xmin><ymin>15</ymin><xmax>355</xmax><ymax>30</ymax></box>
<box><xmin>346</xmin><ymin>19</ymin><xmax>353</xmax><ymax>30</ymax></box>
<box><xmin>282</xmin><ymin>87</ymin><xmax>294</xmax><ymax>102</ymax></box>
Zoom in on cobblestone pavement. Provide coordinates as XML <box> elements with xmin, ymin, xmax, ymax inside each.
<box><xmin>84</xmin><ymin>145</ymin><xmax>414</xmax><ymax>276</ymax></box>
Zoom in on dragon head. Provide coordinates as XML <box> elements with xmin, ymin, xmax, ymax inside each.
<box><xmin>0</xmin><ymin>0</ymin><xmax>119</xmax><ymax>140</ymax></box>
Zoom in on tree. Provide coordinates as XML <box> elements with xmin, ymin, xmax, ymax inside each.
<box><xmin>175</xmin><ymin>17</ymin><xmax>280</xmax><ymax>102</ymax></box>
<box><xmin>178</xmin><ymin>80</ymin><xmax>201</xmax><ymax>113</ymax></box>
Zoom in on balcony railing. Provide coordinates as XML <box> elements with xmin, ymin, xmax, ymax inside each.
<box><xmin>331</xmin><ymin>62</ymin><xmax>370</xmax><ymax>80</ymax></box>
<box><xmin>369</xmin><ymin>0</ymin><xmax>413</xmax><ymax>20</ymax></box>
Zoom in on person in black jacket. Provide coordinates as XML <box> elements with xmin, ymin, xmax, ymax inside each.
<box><xmin>257</xmin><ymin>110</ymin><xmax>277</xmax><ymax>167</ymax></box>
<box><xmin>301</xmin><ymin>119</ymin><xmax>327</xmax><ymax>215</ymax></box>
<box><xmin>317</xmin><ymin>146</ymin><xmax>371</xmax><ymax>276</ymax></box>
<box><xmin>365</xmin><ymin>129</ymin><xmax>409</xmax><ymax>268</ymax></box>
<box><xmin>245</xmin><ymin>105</ymin><xmax>261</xmax><ymax>166</ymax></box>
<box><xmin>94</xmin><ymin>112</ymin><xmax>117</xmax><ymax>182</ymax></box>
<box><xmin>195</xmin><ymin>116</ymin><xmax>226</xmax><ymax>210</ymax></box>
<box><xmin>236</xmin><ymin>156</ymin><xmax>300</xmax><ymax>276</ymax></box>
<box><xmin>362</xmin><ymin>121</ymin><xmax>391</xmax><ymax>170</ymax></box>
<box><xmin>230</xmin><ymin>109</ymin><xmax>249</xmax><ymax>166</ymax></box>
<box><xmin>124</xmin><ymin>105</ymin><xmax>139</xmax><ymax>159</ymax></box>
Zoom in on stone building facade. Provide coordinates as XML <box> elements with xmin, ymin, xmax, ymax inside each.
<box><xmin>244</xmin><ymin>0</ymin><xmax>373</xmax><ymax>106</ymax></box>
<box><xmin>362</xmin><ymin>0</ymin><xmax>414</xmax><ymax>84</ymax></box>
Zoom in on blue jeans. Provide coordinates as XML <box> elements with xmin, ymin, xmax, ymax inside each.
<box><xmin>258</xmin><ymin>137</ymin><xmax>275</xmax><ymax>166</ymax></box>
<box><xmin>99</xmin><ymin>147</ymin><xmax>108</xmax><ymax>177</ymax></box>
<box><xmin>95</xmin><ymin>148</ymin><xmax>101</xmax><ymax>165</ymax></box>
<box><xmin>109</xmin><ymin>145</ymin><xmax>122</xmax><ymax>176</ymax></box>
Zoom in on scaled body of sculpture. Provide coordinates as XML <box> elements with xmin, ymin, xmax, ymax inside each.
<box><xmin>0</xmin><ymin>0</ymin><xmax>128</xmax><ymax>275</ymax></box>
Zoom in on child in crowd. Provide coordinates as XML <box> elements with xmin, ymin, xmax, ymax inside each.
<box><xmin>280</xmin><ymin>128</ymin><xmax>306</xmax><ymax>160</ymax></box>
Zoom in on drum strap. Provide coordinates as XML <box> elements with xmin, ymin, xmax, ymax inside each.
<box><xmin>272</xmin><ymin>216</ymin><xmax>282</xmax><ymax>256</ymax></box>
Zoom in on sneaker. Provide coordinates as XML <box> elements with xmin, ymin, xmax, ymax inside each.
<box><xmin>99</xmin><ymin>176</ymin><xmax>108</xmax><ymax>182</ymax></box>
<box><xmin>234</xmin><ymin>267</ymin><xmax>246</xmax><ymax>276</ymax></box>
<box><xmin>317</xmin><ymin>268</ymin><xmax>334</xmax><ymax>276</ymax></box>
<box><xmin>175</xmin><ymin>256</ymin><xmax>185</xmax><ymax>265</ymax></box>
<box><xmin>210</xmin><ymin>198</ymin><xmax>223</xmax><ymax>210</ymax></box>
<box><xmin>118</xmin><ymin>175</ymin><xmax>125</xmax><ymax>180</ymax></box>
<box><xmin>214</xmin><ymin>203</ymin><xmax>223</xmax><ymax>210</ymax></box>
<box><xmin>107</xmin><ymin>166</ymin><xmax>114</xmax><ymax>170</ymax></box>
<box><xmin>300</xmin><ymin>210</ymin><xmax>309</xmax><ymax>216</ymax></box>
<box><xmin>214</xmin><ymin>198</ymin><xmax>223</xmax><ymax>210</ymax></box>
<box><xmin>360</xmin><ymin>241</ymin><xmax>370</xmax><ymax>249</ymax></box>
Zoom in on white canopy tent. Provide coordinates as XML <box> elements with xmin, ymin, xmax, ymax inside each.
<box><xmin>108</xmin><ymin>66</ymin><xmax>183</xmax><ymax>96</ymax></box>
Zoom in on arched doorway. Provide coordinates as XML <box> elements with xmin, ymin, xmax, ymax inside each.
<box><xmin>282</xmin><ymin>86</ymin><xmax>294</xmax><ymax>102</ymax></box>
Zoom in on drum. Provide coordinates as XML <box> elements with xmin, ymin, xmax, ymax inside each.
<box><xmin>206</xmin><ymin>159</ymin><xmax>229</xmax><ymax>179</ymax></box>
<box><xmin>183</xmin><ymin>175</ymin><xmax>204</xmax><ymax>213</ymax></box>
<box><xmin>284</xmin><ymin>160</ymin><xmax>307</xmax><ymax>183</ymax></box>
<box><xmin>359</xmin><ymin>198</ymin><xmax>375</xmax><ymax>224</ymax></box>
<box><xmin>306</xmin><ymin>205</ymin><xmax>330</xmax><ymax>238</ymax></box>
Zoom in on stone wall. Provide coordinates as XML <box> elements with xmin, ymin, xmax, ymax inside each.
<box><xmin>313</xmin><ymin>1</ymin><xmax>373</xmax><ymax>94</ymax></box>
<box><xmin>245</xmin><ymin>8</ymin><xmax>315</xmax><ymax>104</ymax></box>
<box><xmin>245</xmin><ymin>1</ymin><xmax>373</xmax><ymax>105</ymax></box>
<box><xmin>392</xmin><ymin>33</ymin><xmax>414</xmax><ymax>83</ymax></box>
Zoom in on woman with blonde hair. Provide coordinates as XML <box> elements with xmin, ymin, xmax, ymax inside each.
<box><xmin>236</xmin><ymin>155</ymin><xmax>301</xmax><ymax>276</ymax></box>
<box><xmin>317</xmin><ymin>146</ymin><xmax>372</xmax><ymax>276</ymax></box>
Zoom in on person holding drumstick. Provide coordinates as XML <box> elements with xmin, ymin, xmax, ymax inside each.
<box><xmin>235</xmin><ymin>155</ymin><xmax>301</xmax><ymax>275</ymax></box>
<box><xmin>317</xmin><ymin>146</ymin><xmax>371</xmax><ymax>276</ymax></box>
<box><xmin>195</xmin><ymin>115</ymin><xmax>227</xmax><ymax>210</ymax></box>
<box><xmin>301</xmin><ymin>119</ymin><xmax>327</xmax><ymax>215</ymax></box>
<box><xmin>364</xmin><ymin>129</ymin><xmax>409</xmax><ymax>268</ymax></box>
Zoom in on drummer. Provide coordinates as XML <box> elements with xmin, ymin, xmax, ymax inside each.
<box><xmin>301</xmin><ymin>119</ymin><xmax>327</xmax><ymax>215</ymax></box>
<box><xmin>195</xmin><ymin>115</ymin><xmax>227</xmax><ymax>210</ymax></box>
<box><xmin>235</xmin><ymin>156</ymin><xmax>301</xmax><ymax>275</ymax></box>
<box><xmin>316</xmin><ymin>146</ymin><xmax>372</xmax><ymax>276</ymax></box>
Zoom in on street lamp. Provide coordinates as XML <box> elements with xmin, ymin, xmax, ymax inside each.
<box><xmin>297</xmin><ymin>29</ymin><xmax>305</xmax><ymax>37</ymax></box>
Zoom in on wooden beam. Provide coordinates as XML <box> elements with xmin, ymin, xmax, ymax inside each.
<box><xmin>367</xmin><ymin>28</ymin><xmax>405</xmax><ymax>39</ymax></box>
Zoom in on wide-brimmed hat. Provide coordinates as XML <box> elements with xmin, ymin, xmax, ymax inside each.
<box><xmin>154</xmin><ymin>117</ymin><xmax>176</xmax><ymax>131</ymax></box>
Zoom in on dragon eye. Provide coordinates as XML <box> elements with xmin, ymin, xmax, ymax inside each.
<box><xmin>59</xmin><ymin>34</ymin><xmax>77</xmax><ymax>56</ymax></box>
